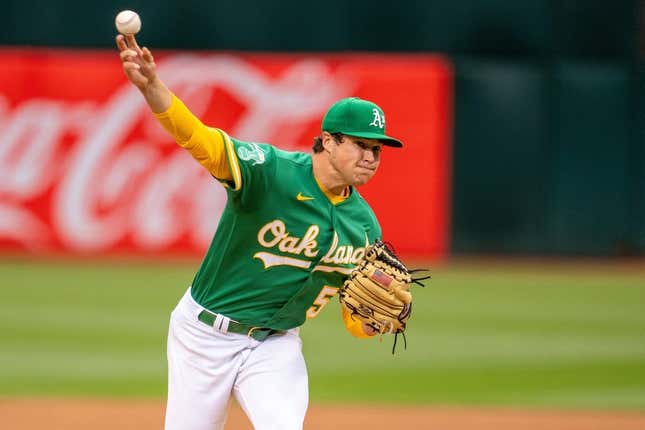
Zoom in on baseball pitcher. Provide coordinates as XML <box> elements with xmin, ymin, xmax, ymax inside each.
<box><xmin>117</xmin><ymin>33</ymin><xmax>415</xmax><ymax>430</ymax></box>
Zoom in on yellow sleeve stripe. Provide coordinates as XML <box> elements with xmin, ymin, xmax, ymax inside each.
<box><xmin>341</xmin><ymin>306</ymin><xmax>375</xmax><ymax>339</ymax></box>
<box><xmin>219</xmin><ymin>129</ymin><xmax>242</xmax><ymax>191</ymax></box>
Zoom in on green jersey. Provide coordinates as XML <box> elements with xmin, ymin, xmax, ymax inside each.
<box><xmin>190</xmin><ymin>135</ymin><xmax>382</xmax><ymax>330</ymax></box>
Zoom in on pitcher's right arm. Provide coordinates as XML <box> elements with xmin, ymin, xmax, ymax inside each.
<box><xmin>116</xmin><ymin>34</ymin><xmax>232</xmax><ymax>181</ymax></box>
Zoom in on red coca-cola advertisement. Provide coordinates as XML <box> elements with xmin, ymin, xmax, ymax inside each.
<box><xmin>0</xmin><ymin>49</ymin><xmax>452</xmax><ymax>258</ymax></box>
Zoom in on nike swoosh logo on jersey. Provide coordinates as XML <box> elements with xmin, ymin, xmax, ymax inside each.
<box><xmin>296</xmin><ymin>192</ymin><xmax>314</xmax><ymax>201</ymax></box>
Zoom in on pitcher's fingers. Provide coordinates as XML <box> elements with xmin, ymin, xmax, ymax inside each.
<box><xmin>123</xmin><ymin>62</ymin><xmax>142</xmax><ymax>72</ymax></box>
<box><xmin>120</xmin><ymin>49</ymin><xmax>139</xmax><ymax>62</ymax></box>
<box><xmin>126</xmin><ymin>34</ymin><xmax>143</xmax><ymax>54</ymax></box>
<box><xmin>116</xmin><ymin>34</ymin><xmax>128</xmax><ymax>51</ymax></box>
<box><xmin>142</xmin><ymin>47</ymin><xmax>154</xmax><ymax>63</ymax></box>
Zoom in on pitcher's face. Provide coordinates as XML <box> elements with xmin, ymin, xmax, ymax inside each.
<box><xmin>325</xmin><ymin>133</ymin><xmax>382</xmax><ymax>186</ymax></box>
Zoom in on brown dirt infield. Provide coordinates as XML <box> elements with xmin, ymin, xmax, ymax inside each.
<box><xmin>2</xmin><ymin>398</ymin><xmax>645</xmax><ymax>430</ymax></box>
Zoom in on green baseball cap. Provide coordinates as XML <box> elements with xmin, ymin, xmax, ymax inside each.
<box><xmin>321</xmin><ymin>97</ymin><xmax>403</xmax><ymax>148</ymax></box>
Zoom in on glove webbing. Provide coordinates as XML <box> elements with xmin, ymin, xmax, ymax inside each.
<box><xmin>370</xmin><ymin>245</ymin><xmax>408</xmax><ymax>273</ymax></box>
<box><xmin>374</xmin><ymin>241</ymin><xmax>432</xmax><ymax>287</ymax></box>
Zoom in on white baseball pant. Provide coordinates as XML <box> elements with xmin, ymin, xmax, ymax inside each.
<box><xmin>164</xmin><ymin>287</ymin><xmax>308</xmax><ymax>430</ymax></box>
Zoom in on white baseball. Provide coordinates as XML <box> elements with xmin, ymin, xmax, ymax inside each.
<box><xmin>115</xmin><ymin>10</ymin><xmax>141</xmax><ymax>35</ymax></box>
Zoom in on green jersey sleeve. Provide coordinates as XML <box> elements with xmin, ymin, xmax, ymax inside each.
<box><xmin>219</xmin><ymin>134</ymin><xmax>277</xmax><ymax>211</ymax></box>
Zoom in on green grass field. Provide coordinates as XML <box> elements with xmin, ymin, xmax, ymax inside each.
<box><xmin>1</xmin><ymin>257</ymin><xmax>644</xmax><ymax>410</ymax></box>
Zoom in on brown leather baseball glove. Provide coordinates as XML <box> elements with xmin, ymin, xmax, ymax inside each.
<box><xmin>339</xmin><ymin>239</ymin><xmax>429</xmax><ymax>352</ymax></box>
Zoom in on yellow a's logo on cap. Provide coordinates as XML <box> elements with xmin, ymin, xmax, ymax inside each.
<box><xmin>369</xmin><ymin>108</ymin><xmax>385</xmax><ymax>129</ymax></box>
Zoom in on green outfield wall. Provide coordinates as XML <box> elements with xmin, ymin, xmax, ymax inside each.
<box><xmin>453</xmin><ymin>60</ymin><xmax>644</xmax><ymax>255</ymax></box>
<box><xmin>3</xmin><ymin>0</ymin><xmax>642</xmax><ymax>256</ymax></box>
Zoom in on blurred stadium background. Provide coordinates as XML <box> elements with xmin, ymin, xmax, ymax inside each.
<box><xmin>1</xmin><ymin>0</ymin><xmax>644</xmax><ymax>426</ymax></box>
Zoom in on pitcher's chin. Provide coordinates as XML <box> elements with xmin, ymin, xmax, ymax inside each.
<box><xmin>353</xmin><ymin>173</ymin><xmax>375</xmax><ymax>187</ymax></box>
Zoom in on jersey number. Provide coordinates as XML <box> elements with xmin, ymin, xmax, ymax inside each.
<box><xmin>306</xmin><ymin>286</ymin><xmax>339</xmax><ymax>319</ymax></box>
